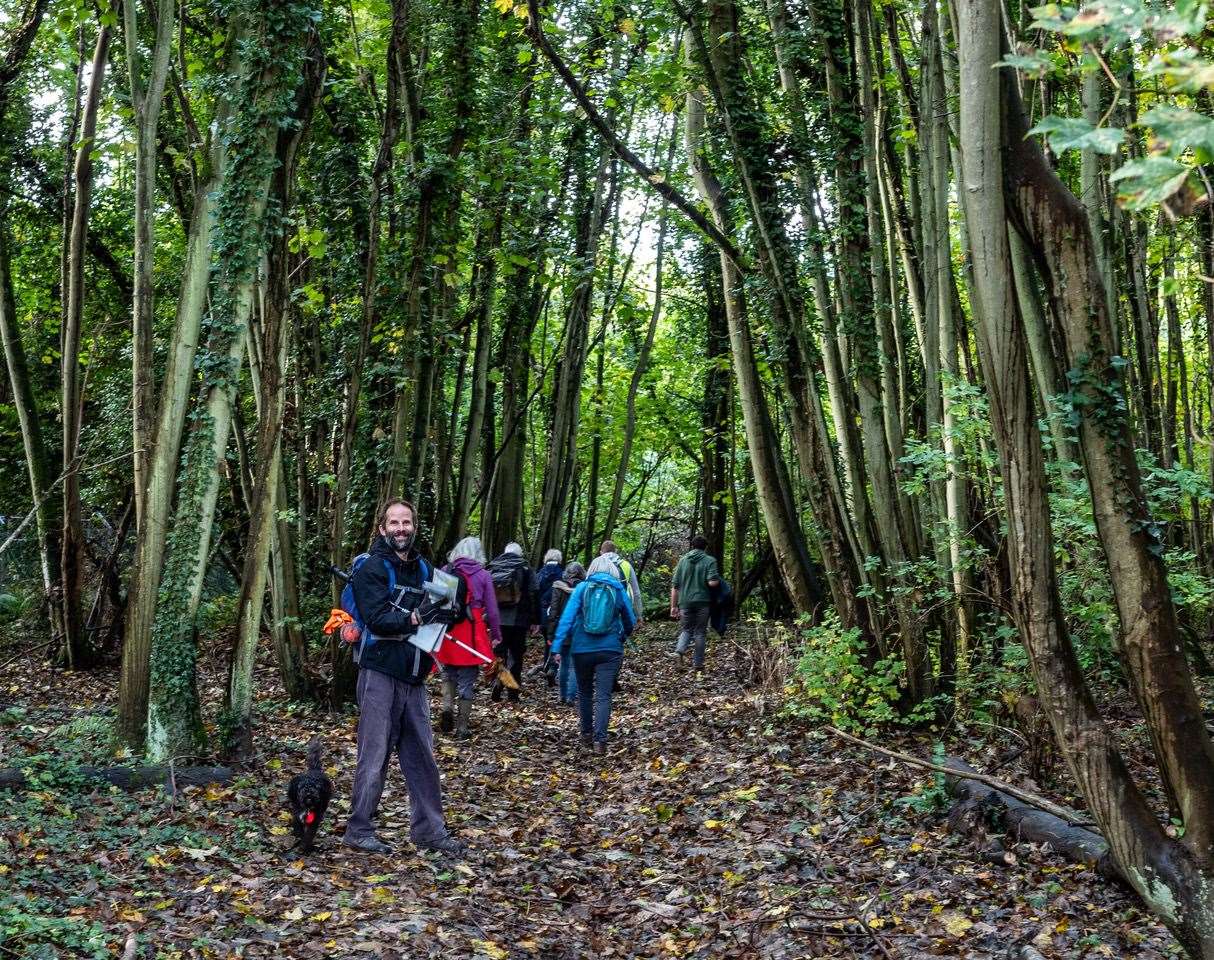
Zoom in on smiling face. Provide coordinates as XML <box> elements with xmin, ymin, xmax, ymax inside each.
<box><xmin>379</xmin><ymin>502</ymin><xmax>416</xmax><ymax>554</ymax></box>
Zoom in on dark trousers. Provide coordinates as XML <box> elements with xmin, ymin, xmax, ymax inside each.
<box><xmin>573</xmin><ymin>649</ymin><xmax>623</xmax><ymax>744</ymax></box>
<box><xmin>494</xmin><ymin>625</ymin><xmax>527</xmax><ymax>701</ymax></box>
<box><xmin>675</xmin><ymin>604</ymin><xmax>712</xmax><ymax>669</ymax></box>
<box><xmin>345</xmin><ymin>668</ymin><xmax>449</xmax><ymax>845</ymax></box>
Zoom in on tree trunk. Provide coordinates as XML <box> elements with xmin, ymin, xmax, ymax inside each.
<box><xmin>1003</xmin><ymin>72</ymin><xmax>1214</xmax><ymax>848</ymax></box>
<box><xmin>117</xmin><ymin>172</ymin><xmax>221</xmax><ymax>747</ymax></box>
<box><xmin>533</xmin><ymin>141</ymin><xmax>612</xmax><ymax>555</ymax></box>
<box><xmin>226</xmin><ymin>36</ymin><xmax>323</xmax><ymax>759</ymax></box>
<box><xmin>958</xmin><ymin>5</ymin><xmax>1214</xmax><ymax>952</ymax></box>
<box><xmin>60</xmin><ymin>24</ymin><xmax>111</xmax><ymax>668</ymax></box>
<box><xmin>124</xmin><ymin>0</ymin><xmax>175</xmax><ymax>534</ymax></box>
<box><xmin>145</xmin><ymin>1</ymin><xmax>313</xmax><ymax>761</ymax></box>
<box><xmin>684</xmin><ymin>45</ymin><xmax>823</xmax><ymax>614</ymax></box>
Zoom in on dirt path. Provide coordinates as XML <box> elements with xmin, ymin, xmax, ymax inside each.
<box><xmin>0</xmin><ymin>626</ymin><xmax>1179</xmax><ymax>958</ymax></box>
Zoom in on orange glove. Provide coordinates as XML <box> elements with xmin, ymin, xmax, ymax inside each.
<box><xmin>323</xmin><ymin>609</ymin><xmax>354</xmax><ymax>635</ymax></box>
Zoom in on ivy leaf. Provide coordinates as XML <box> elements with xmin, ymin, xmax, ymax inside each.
<box><xmin>1029</xmin><ymin>116</ymin><xmax>1125</xmax><ymax>155</ymax></box>
<box><xmin>1109</xmin><ymin>156</ymin><xmax>1190</xmax><ymax>209</ymax></box>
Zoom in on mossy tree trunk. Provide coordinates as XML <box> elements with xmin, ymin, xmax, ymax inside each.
<box><xmin>226</xmin><ymin>33</ymin><xmax>325</xmax><ymax>760</ymax></box>
<box><xmin>145</xmin><ymin>0</ymin><xmax>317</xmax><ymax>762</ymax></box>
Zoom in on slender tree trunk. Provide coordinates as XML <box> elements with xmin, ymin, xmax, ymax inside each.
<box><xmin>684</xmin><ymin>46</ymin><xmax>824</xmax><ymax>614</ymax></box>
<box><xmin>116</xmin><ymin>171</ymin><xmax>221</xmax><ymax>746</ymax></box>
<box><xmin>60</xmin><ymin>25</ymin><xmax>111</xmax><ymax>668</ymax></box>
<box><xmin>533</xmin><ymin>142</ymin><xmax>612</xmax><ymax>555</ymax></box>
<box><xmin>124</xmin><ymin>0</ymin><xmax>175</xmax><ymax>534</ymax></box>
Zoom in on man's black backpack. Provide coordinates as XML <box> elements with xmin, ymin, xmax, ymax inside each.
<box><xmin>491</xmin><ymin>562</ymin><xmax>524</xmax><ymax>607</ymax></box>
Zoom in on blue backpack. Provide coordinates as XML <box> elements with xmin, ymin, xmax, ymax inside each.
<box><xmin>340</xmin><ymin>552</ymin><xmax>431</xmax><ymax>662</ymax></box>
<box><xmin>581</xmin><ymin>579</ymin><xmax>618</xmax><ymax>635</ymax></box>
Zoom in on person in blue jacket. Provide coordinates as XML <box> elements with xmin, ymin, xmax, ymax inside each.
<box><xmin>552</xmin><ymin>555</ymin><xmax>637</xmax><ymax>756</ymax></box>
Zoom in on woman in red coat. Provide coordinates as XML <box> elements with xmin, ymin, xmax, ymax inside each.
<box><xmin>436</xmin><ymin>536</ymin><xmax>502</xmax><ymax>739</ymax></box>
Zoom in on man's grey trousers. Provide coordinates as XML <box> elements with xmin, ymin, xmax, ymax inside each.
<box><xmin>344</xmin><ymin>667</ymin><xmax>449</xmax><ymax>846</ymax></box>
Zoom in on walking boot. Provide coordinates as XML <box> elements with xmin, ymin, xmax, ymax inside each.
<box><xmin>439</xmin><ymin>677</ymin><xmax>455</xmax><ymax>733</ymax></box>
<box><xmin>593</xmin><ymin>741</ymin><xmax>606</xmax><ymax>757</ymax></box>
<box><xmin>455</xmin><ymin>698</ymin><xmax>472</xmax><ymax>740</ymax></box>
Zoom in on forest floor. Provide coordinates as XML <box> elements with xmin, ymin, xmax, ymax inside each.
<box><xmin>0</xmin><ymin>624</ymin><xmax>1182</xmax><ymax>959</ymax></box>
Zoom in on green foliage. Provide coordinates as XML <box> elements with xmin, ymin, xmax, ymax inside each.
<box><xmin>1029</xmin><ymin>116</ymin><xmax>1125</xmax><ymax>155</ymax></box>
<box><xmin>1009</xmin><ymin>0</ymin><xmax>1214</xmax><ymax>209</ymax></box>
<box><xmin>895</xmin><ymin>743</ymin><xmax>951</xmax><ymax>815</ymax></box>
<box><xmin>196</xmin><ymin>593</ymin><xmax>239</xmax><ymax>646</ymax></box>
<box><xmin>784</xmin><ymin>615</ymin><xmax>934</xmax><ymax>733</ymax></box>
<box><xmin>0</xmin><ymin>893</ymin><xmax>109</xmax><ymax>959</ymax></box>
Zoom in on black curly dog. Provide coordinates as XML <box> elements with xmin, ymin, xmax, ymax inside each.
<box><xmin>287</xmin><ymin>738</ymin><xmax>333</xmax><ymax>853</ymax></box>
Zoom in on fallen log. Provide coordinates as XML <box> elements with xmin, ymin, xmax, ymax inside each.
<box><xmin>943</xmin><ymin>758</ymin><xmax>1119</xmax><ymax>881</ymax></box>
<box><xmin>0</xmin><ymin>764</ymin><xmax>233</xmax><ymax>793</ymax></box>
<box><xmin>825</xmin><ymin>725</ymin><xmax>1092</xmax><ymax>826</ymax></box>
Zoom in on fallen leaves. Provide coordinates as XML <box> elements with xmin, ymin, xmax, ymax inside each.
<box><xmin>0</xmin><ymin>625</ymin><xmax>1188</xmax><ymax>958</ymax></box>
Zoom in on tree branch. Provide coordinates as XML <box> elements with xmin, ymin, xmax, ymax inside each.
<box><xmin>523</xmin><ymin>0</ymin><xmax>750</xmax><ymax>273</ymax></box>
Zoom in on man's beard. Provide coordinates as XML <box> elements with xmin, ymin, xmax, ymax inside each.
<box><xmin>389</xmin><ymin>531</ymin><xmax>415</xmax><ymax>553</ymax></box>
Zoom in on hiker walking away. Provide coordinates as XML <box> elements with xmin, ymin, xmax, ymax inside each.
<box><xmin>536</xmin><ymin>549</ymin><xmax>564</xmax><ymax>622</ymax></box>
<box><xmin>599</xmin><ymin>539</ymin><xmax>643</xmax><ymax>624</ymax></box>
<box><xmin>546</xmin><ymin>561</ymin><xmax>586</xmax><ymax>704</ymax></box>
<box><xmin>488</xmin><ymin>542</ymin><xmax>540</xmax><ymax>702</ymax></box>
<box><xmin>671</xmin><ymin>535</ymin><xmax>721</xmax><ymax>675</ymax></box>
<box><xmin>437</xmin><ymin>536</ymin><xmax>502</xmax><ymax>740</ymax></box>
<box><xmin>552</xmin><ymin>556</ymin><xmax>637</xmax><ymax>755</ymax></box>
<box><xmin>343</xmin><ymin>499</ymin><xmax>466</xmax><ymax>856</ymax></box>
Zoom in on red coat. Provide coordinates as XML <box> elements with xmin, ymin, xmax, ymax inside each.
<box><xmin>434</xmin><ymin>564</ymin><xmax>497</xmax><ymax>667</ymax></box>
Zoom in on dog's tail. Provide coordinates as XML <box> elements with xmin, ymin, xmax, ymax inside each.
<box><xmin>305</xmin><ymin>737</ymin><xmax>323</xmax><ymax>771</ymax></box>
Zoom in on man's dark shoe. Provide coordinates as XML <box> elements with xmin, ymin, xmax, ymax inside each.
<box><xmin>490</xmin><ymin>683</ymin><xmax>503</xmax><ymax>703</ymax></box>
<box><xmin>579</xmin><ymin>735</ymin><xmax>592</xmax><ymax>751</ymax></box>
<box><xmin>593</xmin><ymin>741</ymin><xmax>606</xmax><ymax>757</ymax></box>
<box><xmin>343</xmin><ymin>835</ymin><xmax>393</xmax><ymax>854</ymax></box>
<box><xmin>418</xmin><ymin>835</ymin><xmax>468</xmax><ymax>856</ymax></box>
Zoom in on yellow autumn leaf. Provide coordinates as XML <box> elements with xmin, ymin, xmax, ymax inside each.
<box><xmin>118</xmin><ymin>907</ymin><xmax>145</xmax><ymax>923</ymax></box>
<box><xmin>704</xmin><ymin>819</ymin><xmax>725</xmax><ymax>830</ymax></box>
<box><xmin>492</xmin><ymin>0</ymin><xmax>511</xmax><ymax>12</ymax></box>
<box><xmin>369</xmin><ymin>886</ymin><xmax>394</xmax><ymax>905</ymax></box>
<box><xmin>619</xmin><ymin>17</ymin><xmax>636</xmax><ymax>35</ymax></box>
<box><xmin>270</xmin><ymin>826</ymin><xmax>290</xmax><ymax>836</ymax></box>
<box><xmin>941</xmin><ymin>912</ymin><xmax>973</xmax><ymax>937</ymax></box>
<box><xmin>282</xmin><ymin>905</ymin><xmax>305</xmax><ymax>921</ymax></box>
<box><xmin>472</xmin><ymin>940</ymin><xmax>509</xmax><ymax>959</ymax></box>
<box><xmin>311</xmin><ymin>910</ymin><xmax>332</xmax><ymax>922</ymax></box>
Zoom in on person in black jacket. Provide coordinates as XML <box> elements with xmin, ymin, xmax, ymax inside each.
<box><xmin>488</xmin><ymin>542</ymin><xmax>540</xmax><ymax>703</ymax></box>
<box><xmin>342</xmin><ymin>499</ymin><xmax>466</xmax><ymax>856</ymax></box>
